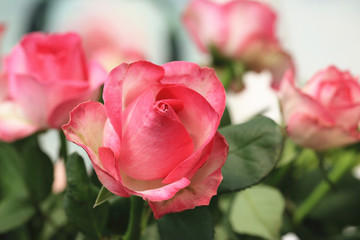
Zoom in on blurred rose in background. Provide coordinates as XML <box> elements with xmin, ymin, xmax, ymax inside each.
<box><xmin>183</xmin><ymin>0</ymin><xmax>294</xmax><ymax>90</ymax></box>
<box><xmin>44</xmin><ymin>0</ymin><xmax>170</xmax><ymax>71</ymax></box>
<box><xmin>0</xmin><ymin>32</ymin><xmax>106</xmax><ymax>142</ymax></box>
<box><xmin>280</xmin><ymin>66</ymin><xmax>360</xmax><ymax>150</ymax></box>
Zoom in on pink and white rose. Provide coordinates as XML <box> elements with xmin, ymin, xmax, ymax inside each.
<box><xmin>63</xmin><ymin>61</ymin><xmax>228</xmax><ymax>219</ymax></box>
<box><xmin>183</xmin><ymin>0</ymin><xmax>294</xmax><ymax>89</ymax></box>
<box><xmin>45</xmin><ymin>1</ymin><xmax>164</xmax><ymax>72</ymax></box>
<box><xmin>0</xmin><ymin>32</ymin><xmax>106</xmax><ymax>142</ymax></box>
<box><xmin>279</xmin><ymin>66</ymin><xmax>360</xmax><ymax>150</ymax></box>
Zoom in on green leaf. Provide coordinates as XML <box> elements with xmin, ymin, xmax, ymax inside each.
<box><xmin>38</xmin><ymin>193</ymin><xmax>68</xmax><ymax>240</ymax></box>
<box><xmin>63</xmin><ymin>153</ymin><xmax>109</xmax><ymax>240</ymax></box>
<box><xmin>94</xmin><ymin>186</ymin><xmax>117</xmax><ymax>208</ymax></box>
<box><xmin>22</xmin><ymin>137</ymin><xmax>54</xmax><ymax>202</ymax></box>
<box><xmin>158</xmin><ymin>206</ymin><xmax>214</xmax><ymax>240</ymax></box>
<box><xmin>0</xmin><ymin>197</ymin><xmax>35</xmax><ymax>233</ymax></box>
<box><xmin>0</xmin><ymin>142</ymin><xmax>28</xmax><ymax>198</ymax></box>
<box><xmin>219</xmin><ymin>106</ymin><xmax>232</xmax><ymax>128</ymax></box>
<box><xmin>229</xmin><ymin>185</ymin><xmax>285</xmax><ymax>240</ymax></box>
<box><xmin>0</xmin><ymin>142</ymin><xmax>36</xmax><ymax>233</ymax></box>
<box><xmin>218</xmin><ymin>116</ymin><xmax>283</xmax><ymax>193</ymax></box>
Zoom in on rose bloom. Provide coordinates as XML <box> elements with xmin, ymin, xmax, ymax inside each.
<box><xmin>44</xmin><ymin>0</ymin><xmax>168</xmax><ymax>72</ymax></box>
<box><xmin>0</xmin><ymin>32</ymin><xmax>106</xmax><ymax>142</ymax></box>
<box><xmin>63</xmin><ymin>61</ymin><xmax>229</xmax><ymax>218</ymax></box>
<box><xmin>279</xmin><ymin>66</ymin><xmax>360</xmax><ymax>150</ymax></box>
<box><xmin>183</xmin><ymin>0</ymin><xmax>294</xmax><ymax>89</ymax></box>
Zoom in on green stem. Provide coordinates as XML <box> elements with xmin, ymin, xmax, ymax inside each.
<box><xmin>293</xmin><ymin>151</ymin><xmax>355</xmax><ymax>224</ymax></box>
<box><xmin>316</xmin><ymin>152</ymin><xmax>337</xmax><ymax>191</ymax></box>
<box><xmin>123</xmin><ymin>196</ymin><xmax>144</xmax><ymax>240</ymax></box>
<box><xmin>59</xmin><ymin>130</ymin><xmax>68</xmax><ymax>162</ymax></box>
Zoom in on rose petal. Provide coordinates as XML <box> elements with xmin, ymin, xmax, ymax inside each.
<box><xmin>223</xmin><ymin>0</ymin><xmax>277</xmax><ymax>57</ymax></box>
<box><xmin>157</xmin><ymin>86</ymin><xmax>219</xmax><ymax>183</ymax></box>
<box><xmin>331</xmin><ymin>103</ymin><xmax>360</xmax><ymax>130</ymax></box>
<box><xmin>182</xmin><ymin>0</ymin><xmax>277</xmax><ymax>58</ymax></box>
<box><xmin>161</xmin><ymin>61</ymin><xmax>226</xmax><ymax>116</ymax></box>
<box><xmin>157</xmin><ymin>86</ymin><xmax>219</xmax><ymax>150</ymax></box>
<box><xmin>182</xmin><ymin>0</ymin><xmax>228</xmax><ymax>53</ymax></box>
<box><xmin>47</xmin><ymin>61</ymin><xmax>106</xmax><ymax>128</ymax></box>
<box><xmin>279</xmin><ymin>70</ymin><xmax>334</xmax><ymax>125</ymax></box>
<box><xmin>119</xmin><ymin>89</ymin><xmax>194</xmax><ymax>181</ymax></box>
<box><xmin>120</xmin><ymin>172</ymin><xmax>191</xmax><ymax>202</ymax></box>
<box><xmin>7</xmin><ymin>74</ymin><xmax>48</xmax><ymax>127</ymax></box>
<box><xmin>103</xmin><ymin>61</ymin><xmax>164</xmax><ymax>138</ymax></box>
<box><xmin>0</xmin><ymin>101</ymin><xmax>38</xmax><ymax>142</ymax></box>
<box><xmin>98</xmin><ymin>147</ymin><xmax>120</xmax><ymax>181</ymax></box>
<box><xmin>4</xmin><ymin>45</ymin><xmax>29</xmax><ymax>83</ymax></box>
<box><xmin>62</xmin><ymin>101</ymin><xmax>129</xmax><ymax>197</ymax></box>
<box><xmin>149</xmin><ymin>132</ymin><xmax>228</xmax><ymax>219</ymax></box>
<box><xmin>20</xmin><ymin>32</ymin><xmax>88</xmax><ymax>82</ymax></box>
<box><xmin>287</xmin><ymin>113</ymin><xmax>359</xmax><ymax>150</ymax></box>
<box><xmin>303</xmin><ymin>66</ymin><xmax>360</xmax><ymax>99</ymax></box>
<box><xmin>162</xmin><ymin>136</ymin><xmax>214</xmax><ymax>184</ymax></box>
<box><xmin>102</xmin><ymin>119</ymin><xmax>121</xmax><ymax>158</ymax></box>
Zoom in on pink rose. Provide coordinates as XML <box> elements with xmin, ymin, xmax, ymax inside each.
<box><xmin>45</xmin><ymin>1</ymin><xmax>160</xmax><ymax>72</ymax></box>
<box><xmin>0</xmin><ymin>32</ymin><xmax>106</xmax><ymax>142</ymax></box>
<box><xmin>183</xmin><ymin>0</ymin><xmax>294</xmax><ymax>89</ymax></box>
<box><xmin>63</xmin><ymin>61</ymin><xmax>228</xmax><ymax>219</ymax></box>
<box><xmin>279</xmin><ymin>66</ymin><xmax>360</xmax><ymax>150</ymax></box>
<box><xmin>80</xmin><ymin>25</ymin><xmax>145</xmax><ymax>72</ymax></box>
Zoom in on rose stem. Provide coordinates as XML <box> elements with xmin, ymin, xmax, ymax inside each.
<box><xmin>316</xmin><ymin>151</ymin><xmax>337</xmax><ymax>191</ymax></box>
<box><xmin>123</xmin><ymin>196</ymin><xmax>145</xmax><ymax>240</ymax></box>
<box><xmin>293</xmin><ymin>151</ymin><xmax>355</xmax><ymax>225</ymax></box>
<box><xmin>59</xmin><ymin>130</ymin><xmax>68</xmax><ymax>162</ymax></box>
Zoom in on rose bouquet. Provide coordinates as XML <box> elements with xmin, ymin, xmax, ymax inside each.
<box><xmin>0</xmin><ymin>0</ymin><xmax>359</xmax><ymax>240</ymax></box>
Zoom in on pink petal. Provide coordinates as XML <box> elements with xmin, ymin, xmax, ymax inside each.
<box><xmin>98</xmin><ymin>147</ymin><xmax>121</xmax><ymax>181</ymax></box>
<box><xmin>303</xmin><ymin>66</ymin><xmax>359</xmax><ymax>98</ymax></box>
<box><xmin>149</xmin><ymin>132</ymin><xmax>228</xmax><ymax>219</ymax></box>
<box><xmin>47</xmin><ymin>61</ymin><xmax>106</xmax><ymax>128</ymax></box>
<box><xmin>98</xmin><ymin>147</ymin><xmax>191</xmax><ymax>202</ymax></box>
<box><xmin>62</xmin><ymin>101</ymin><xmax>129</xmax><ymax>197</ymax></box>
<box><xmin>162</xmin><ymin>136</ymin><xmax>214</xmax><ymax>184</ymax></box>
<box><xmin>287</xmin><ymin>113</ymin><xmax>359</xmax><ymax>150</ymax></box>
<box><xmin>120</xmin><ymin>172</ymin><xmax>191</xmax><ymax>202</ymax></box>
<box><xmin>0</xmin><ymin>101</ymin><xmax>39</xmax><ymax>142</ymax></box>
<box><xmin>119</xmin><ymin>89</ymin><xmax>194</xmax><ymax>181</ymax></box>
<box><xmin>223</xmin><ymin>0</ymin><xmax>277</xmax><ymax>57</ymax></box>
<box><xmin>161</xmin><ymin>61</ymin><xmax>226</xmax><ymax>116</ymax></box>
<box><xmin>103</xmin><ymin>61</ymin><xmax>164</xmax><ymax>138</ymax></box>
<box><xmin>95</xmin><ymin>147</ymin><xmax>130</xmax><ymax>197</ymax></box>
<box><xmin>157</xmin><ymin>86</ymin><xmax>219</xmax><ymax>183</ymax></box>
<box><xmin>156</xmin><ymin>86</ymin><xmax>219</xmax><ymax>149</ymax></box>
<box><xmin>279</xmin><ymin>70</ymin><xmax>334</xmax><ymax>126</ymax></box>
<box><xmin>7</xmin><ymin>74</ymin><xmax>48</xmax><ymax>127</ymax></box>
<box><xmin>102</xmin><ymin>119</ymin><xmax>121</xmax><ymax>158</ymax></box>
<box><xmin>182</xmin><ymin>0</ymin><xmax>277</xmax><ymax>58</ymax></box>
<box><xmin>182</xmin><ymin>0</ymin><xmax>228</xmax><ymax>53</ymax></box>
<box><xmin>330</xmin><ymin>103</ymin><xmax>360</xmax><ymax>131</ymax></box>
<box><xmin>4</xmin><ymin>45</ymin><xmax>29</xmax><ymax>83</ymax></box>
<box><xmin>20</xmin><ymin>32</ymin><xmax>88</xmax><ymax>82</ymax></box>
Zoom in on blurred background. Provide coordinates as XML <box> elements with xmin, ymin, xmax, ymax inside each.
<box><xmin>2</xmin><ymin>0</ymin><xmax>360</xmax><ymax>77</ymax></box>
<box><xmin>1</xmin><ymin>0</ymin><xmax>360</xmax><ymax>124</ymax></box>
<box><xmin>1</xmin><ymin>0</ymin><xmax>359</xmax><ymax>239</ymax></box>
